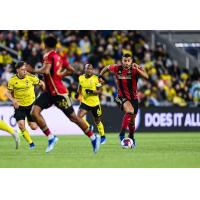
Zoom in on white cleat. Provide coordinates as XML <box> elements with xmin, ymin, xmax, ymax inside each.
<box><xmin>45</xmin><ymin>136</ymin><xmax>59</xmax><ymax>153</ymax></box>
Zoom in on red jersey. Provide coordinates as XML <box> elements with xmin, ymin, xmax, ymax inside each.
<box><xmin>108</xmin><ymin>64</ymin><xmax>139</xmax><ymax>100</ymax></box>
<box><xmin>43</xmin><ymin>50</ymin><xmax>70</xmax><ymax>96</ymax></box>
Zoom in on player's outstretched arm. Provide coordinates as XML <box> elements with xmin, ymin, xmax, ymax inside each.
<box><xmin>5</xmin><ymin>90</ymin><xmax>19</xmax><ymax>109</ymax></box>
<box><xmin>134</xmin><ymin>64</ymin><xmax>149</xmax><ymax>79</ymax></box>
<box><xmin>29</xmin><ymin>63</ymin><xmax>51</xmax><ymax>75</ymax></box>
<box><xmin>58</xmin><ymin>64</ymin><xmax>75</xmax><ymax>77</ymax></box>
<box><xmin>98</xmin><ymin>65</ymin><xmax>110</xmax><ymax>83</ymax></box>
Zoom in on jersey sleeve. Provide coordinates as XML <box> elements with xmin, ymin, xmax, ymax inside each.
<box><xmin>28</xmin><ymin>74</ymin><xmax>40</xmax><ymax>85</ymax></box>
<box><xmin>43</xmin><ymin>52</ymin><xmax>53</xmax><ymax>65</ymax></box>
<box><xmin>62</xmin><ymin>57</ymin><xmax>70</xmax><ymax>69</ymax></box>
<box><xmin>107</xmin><ymin>64</ymin><xmax>117</xmax><ymax>73</ymax></box>
<box><xmin>7</xmin><ymin>79</ymin><xmax>14</xmax><ymax>91</ymax></box>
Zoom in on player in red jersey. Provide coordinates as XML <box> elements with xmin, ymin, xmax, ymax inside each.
<box><xmin>29</xmin><ymin>35</ymin><xmax>100</xmax><ymax>153</ymax></box>
<box><xmin>99</xmin><ymin>53</ymin><xmax>148</xmax><ymax>147</ymax></box>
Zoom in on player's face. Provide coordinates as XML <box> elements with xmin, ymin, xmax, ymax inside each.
<box><xmin>17</xmin><ymin>65</ymin><xmax>27</xmax><ymax>78</ymax></box>
<box><xmin>85</xmin><ymin>65</ymin><xmax>93</xmax><ymax>77</ymax></box>
<box><xmin>122</xmin><ymin>57</ymin><xmax>132</xmax><ymax>68</ymax></box>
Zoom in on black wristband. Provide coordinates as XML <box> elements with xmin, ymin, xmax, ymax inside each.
<box><xmin>85</xmin><ymin>89</ymin><xmax>94</xmax><ymax>94</ymax></box>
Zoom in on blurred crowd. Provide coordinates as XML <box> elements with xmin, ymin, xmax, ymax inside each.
<box><xmin>0</xmin><ymin>30</ymin><xmax>200</xmax><ymax>107</ymax></box>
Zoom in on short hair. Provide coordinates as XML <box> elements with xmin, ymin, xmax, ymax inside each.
<box><xmin>85</xmin><ymin>64</ymin><xmax>93</xmax><ymax>69</ymax></box>
<box><xmin>122</xmin><ymin>53</ymin><xmax>132</xmax><ymax>58</ymax></box>
<box><xmin>44</xmin><ymin>35</ymin><xmax>57</xmax><ymax>48</ymax></box>
<box><xmin>15</xmin><ymin>61</ymin><xmax>26</xmax><ymax>69</ymax></box>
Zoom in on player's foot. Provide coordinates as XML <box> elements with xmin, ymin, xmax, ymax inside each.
<box><xmin>91</xmin><ymin>134</ymin><xmax>100</xmax><ymax>153</ymax></box>
<box><xmin>100</xmin><ymin>136</ymin><xmax>106</xmax><ymax>144</ymax></box>
<box><xmin>13</xmin><ymin>131</ymin><xmax>20</xmax><ymax>149</ymax></box>
<box><xmin>29</xmin><ymin>142</ymin><xmax>35</xmax><ymax>149</ymax></box>
<box><xmin>45</xmin><ymin>136</ymin><xmax>58</xmax><ymax>153</ymax></box>
<box><xmin>131</xmin><ymin>138</ymin><xmax>136</xmax><ymax>148</ymax></box>
<box><xmin>119</xmin><ymin>132</ymin><xmax>125</xmax><ymax>142</ymax></box>
<box><xmin>128</xmin><ymin>134</ymin><xmax>136</xmax><ymax>148</ymax></box>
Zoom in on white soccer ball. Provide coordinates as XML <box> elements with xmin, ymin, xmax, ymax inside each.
<box><xmin>121</xmin><ymin>138</ymin><xmax>133</xmax><ymax>149</ymax></box>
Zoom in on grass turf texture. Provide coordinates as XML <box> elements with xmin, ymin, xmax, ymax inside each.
<box><xmin>0</xmin><ymin>133</ymin><xmax>200</xmax><ymax>168</ymax></box>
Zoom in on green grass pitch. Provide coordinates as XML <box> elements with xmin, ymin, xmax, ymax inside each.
<box><xmin>0</xmin><ymin>133</ymin><xmax>200</xmax><ymax>168</ymax></box>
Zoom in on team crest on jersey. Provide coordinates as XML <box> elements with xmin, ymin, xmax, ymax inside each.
<box><xmin>127</xmin><ymin>70</ymin><xmax>132</xmax><ymax>74</ymax></box>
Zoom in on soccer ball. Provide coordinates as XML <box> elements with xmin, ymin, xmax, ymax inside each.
<box><xmin>121</xmin><ymin>138</ymin><xmax>133</xmax><ymax>149</ymax></box>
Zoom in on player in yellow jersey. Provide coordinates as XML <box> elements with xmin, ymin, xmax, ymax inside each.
<box><xmin>0</xmin><ymin>120</ymin><xmax>20</xmax><ymax>149</ymax></box>
<box><xmin>76</xmin><ymin>64</ymin><xmax>106</xmax><ymax>144</ymax></box>
<box><xmin>5</xmin><ymin>61</ymin><xmax>45</xmax><ymax>149</ymax></box>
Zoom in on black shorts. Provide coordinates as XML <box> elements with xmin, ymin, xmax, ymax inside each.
<box><xmin>14</xmin><ymin>104</ymin><xmax>35</xmax><ymax>122</ymax></box>
<box><xmin>115</xmin><ymin>96</ymin><xmax>138</xmax><ymax>114</ymax></box>
<box><xmin>79</xmin><ymin>103</ymin><xmax>102</xmax><ymax>118</ymax></box>
<box><xmin>34</xmin><ymin>92</ymin><xmax>74</xmax><ymax>117</ymax></box>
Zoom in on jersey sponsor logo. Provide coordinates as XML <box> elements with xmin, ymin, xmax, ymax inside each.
<box><xmin>117</xmin><ymin>75</ymin><xmax>132</xmax><ymax>79</ymax></box>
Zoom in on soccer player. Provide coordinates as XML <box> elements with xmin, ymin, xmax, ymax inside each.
<box><xmin>5</xmin><ymin>61</ymin><xmax>45</xmax><ymax>149</ymax></box>
<box><xmin>76</xmin><ymin>64</ymin><xmax>106</xmax><ymax>144</ymax></box>
<box><xmin>0</xmin><ymin>120</ymin><xmax>20</xmax><ymax>149</ymax></box>
<box><xmin>30</xmin><ymin>35</ymin><xmax>100</xmax><ymax>153</ymax></box>
<box><xmin>99</xmin><ymin>53</ymin><xmax>148</xmax><ymax>147</ymax></box>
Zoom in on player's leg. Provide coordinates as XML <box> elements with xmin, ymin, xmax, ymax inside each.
<box><xmin>0</xmin><ymin>120</ymin><xmax>20</xmax><ymax>149</ymax></box>
<box><xmin>128</xmin><ymin>100</ymin><xmax>138</xmax><ymax>147</ymax></box>
<box><xmin>115</xmin><ymin>96</ymin><xmax>134</xmax><ymax>142</ymax></box>
<box><xmin>54</xmin><ymin>94</ymin><xmax>100</xmax><ymax>153</ymax></box>
<box><xmin>67</xmin><ymin>111</ymin><xmax>100</xmax><ymax>153</ymax></box>
<box><xmin>14</xmin><ymin>107</ymin><xmax>34</xmax><ymax>149</ymax></box>
<box><xmin>17</xmin><ymin>119</ymin><xmax>35</xmax><ymax>149</ymax></box>
<box><xmin>77</xmin><ymin>103</ymin><xmax>90</xmax><ymax>128</ymax></box>
<box><xmin>92</xmin><ymin>105</ymin><xmax>106</xmax><ymax>144</ymax></box>
<box><xmin>31</xmin><ymin>93</ymin><xmax>57</xmax><ymax>153</ymax></box>
<box><xmin>27</xmin><ymin>105</ymin><xmax>38</xmax><ymax>130</ymax></box>
<box><xmin>119</xmin><ymin>101</ymin><xmax>134</xmax><ymax>142</ymax></box>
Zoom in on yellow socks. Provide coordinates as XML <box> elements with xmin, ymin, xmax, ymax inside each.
<box><xmin>96</xmin><ymin>121</ymin><xmax>105</xmax><ymax>137</ymax></box>
<box><xmin>0</xmin><ymin>120</ymin><xmax>15</xmax><ymax>135</ymax></box>
<box><xmin>21</xmin><ymin>129</ymin><xmax>33</xmax><ymax>144</ymax></box>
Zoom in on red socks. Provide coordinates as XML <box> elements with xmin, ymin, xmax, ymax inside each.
<box><xmin>121</xmin><ymin>113</ymin><xmax>132</xmax><ymax>130</ymax></box>
<box><xmin>42</xmin><ymin>127</ymin><xmax>51</xmax><ymax>136</ymax></box>
<box><xmin>128</xmin><ymin>124</ymin><xmax>135</xmax><ymax>135</ymax></box>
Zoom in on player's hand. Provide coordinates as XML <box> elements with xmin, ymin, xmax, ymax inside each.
<box><xmin>12</xmin><ymin>99</ymin><xmax>19</xmax><ymax>109</ymax></box>
<box><xmin>85</xmin><ymin>89</ymin><xmax>94</xmax><ymax>94</ymax></box>
<box><xmin>39</xmin><ymin>80</ymin><xmax>46</xmax><ymax>91</ymax></box>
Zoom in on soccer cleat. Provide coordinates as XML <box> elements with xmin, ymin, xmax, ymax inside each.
<box><xmin>91</xmin><ymin>134</ymin><xmax>100</xmax><ymax>153</ymax></box>
<box><xmin>119</xmin><ymin>132</ymin><xmax>125</xmax><ymax>143</ymax></box>
<box><xmin>132</xmin><ymin>139</ymin><xmax>137</xmax><ymax>148</ymax></box>
<box><xmin>13</xmin><ymin>131</ymin><xmax>20</xmax><ymax>149</ymax></box>
<box><xmin>29</xmin><ymin>143</ymin><xmax>35</xmax><ymax>149</ymax></box>
<box><xmin>131</xmin><ymin>138</ymin><xmax>137</xmax><ymax>148</ymax></box>
<box><xmin>100</xmin><ymin>136</ymin><xmax>106</xmax><ymax>144</ymax></box>
<box><xmin>128</xmin><ymin>134</ymin><xmax>136</xmax><ymax>148</ymax></box>
<box><xmin>45</xmin><ymin>136</ymin><xmax>58</xmax><ymax>153</ymax></box>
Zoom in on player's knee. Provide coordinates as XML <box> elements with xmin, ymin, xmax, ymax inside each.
<box><xmin>69</xmin><ymin>115</ymin><xmax>79</xmax><ymax>124</ymax></box>
<box><xmin>31</xmin><ymin>108</ymin><xmax>40</xmax><ymax>118</ymax></box>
